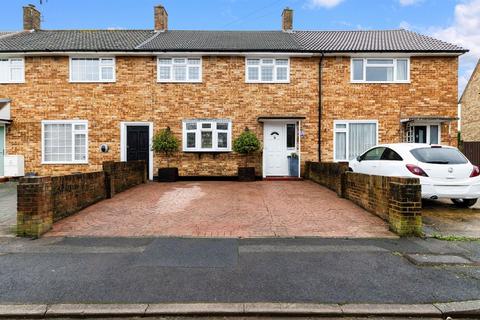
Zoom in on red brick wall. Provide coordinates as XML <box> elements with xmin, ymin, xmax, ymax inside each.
<box><xmin>0</xmin><ymin>55</ymin><xmax>459</xmax><ymax>177</ymax></box>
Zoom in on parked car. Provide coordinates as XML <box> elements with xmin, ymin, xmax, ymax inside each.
<box><xmin>349</xmin><ymin>143</ymin><xmax>480</xmax><ymax>208</ymax></box>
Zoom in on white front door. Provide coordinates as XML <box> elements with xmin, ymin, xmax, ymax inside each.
<box><xmin>264</xmin><ymin>121</ymin><xmax>298</xmax><ymax>176</ymax></box>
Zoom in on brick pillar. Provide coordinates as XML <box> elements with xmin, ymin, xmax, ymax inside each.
<box><xmin>154</xmin><ymin>5</ymin><xmax>168</xmax><ymax>31</ymax></box>
<box><xmin>17</xmin><ymin>177</ymin><xmax>53</xmax><ymax>238</ymax></box>
<box><xmin>102</xmin><ymin>161</ymin><xmax>115</xmax><ymax>199</ymax></box>
<box><xmin>388</xmin><ymin>181</ymin><xmax>422</xmax><ymax>236</ymax></box>
<box><xmin>281</xmin><ymin>7</ymin><xmax>293</xmax><ymax>31</ymax></box>
<box><xmin>142</xmin><ymin>160</ymin><xmax>148</xmax><ymax>183</ymax></box>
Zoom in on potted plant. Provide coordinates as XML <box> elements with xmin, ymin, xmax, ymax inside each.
<box><xmin>233</xmin><ymin>128</ymin><xmax>261</xmax><ymax>182</ymax></box>
<box><xmin>152</xmin><ymin>127</ymin><xmax>180</xmax><ymax>182</ymax></box>
<box><xmin>288</xmin><ymin>152</ymin><xmax>299</xmax><ymax>177</ymax></box>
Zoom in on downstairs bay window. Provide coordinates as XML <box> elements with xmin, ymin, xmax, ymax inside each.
<box><xmin>334</xmin><ymin>120</ymin><xmax>378</xmax><ymax>161</ymax></box>
<box><xmin>182</xmin><ymin>119</ymin><xmax>232</xmax><ymax>152</ymax></box>
<box><xmin>42</xmin><ymin>120</ymin><xmax>88</xmax><ymax>164</ymax></box>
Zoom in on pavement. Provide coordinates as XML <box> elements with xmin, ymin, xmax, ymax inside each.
<box><xmin>0</xmin><ymin>237</ymin><xmax>479</xmax><ymax>307</ymax></box>
<box><xmin>46</xmin><ymin>181</ymin><xmax>394</xmax><ymax>238</ymax></box>
<box><xmin>0</xmin><ymin>182</ymin><xmax>16</xmax><ymax>237</ymax></box>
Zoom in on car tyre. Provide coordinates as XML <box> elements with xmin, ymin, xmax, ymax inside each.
<box><xmin>451</xmin><ymin>198</ymin><xmax>478</xmax><ymax>208</ymax></box>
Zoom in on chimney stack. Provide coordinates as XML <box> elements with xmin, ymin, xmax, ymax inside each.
<box><xmin>154</xmin><ymin>5</ymin><xmax>168</xmax><ymax>31</ymax></box>
<box><xmin>282</xmin><ymin>7</ymin><xmax>293</xmax><ymax>32</ymax></box>
<box><xmin>23</xmin><ymin>4</ymin><xmax>41</xmax><ymax>31</ymax></box>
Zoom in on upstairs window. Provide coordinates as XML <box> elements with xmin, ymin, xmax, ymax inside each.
<box><xmin>0</xmin><ymin>58</ymin><xmax>24</xmax><ymax>83</ymax></box>
<box><xmin>42</xmin><ymin>120</ymin><xmax>88</xmax><ymax>164</ymax></box>
<box><xmin>158</xmin><ymin>57</ymin><xmax>202</xmax><ymax>83</ymax></box>
<box><xmin>351</xmin><ymin>58</ymin><xmax>409</xmax><ymax>83</ymax></box>
<box><xmin>246</xmin><ymin>58</ymin><xmax>290</xmax><ymax>83</ymax></box>
<box><xmin>182</xmin><ymin>119</ymin><xmax>232</xmax><ymax>152</ymax></box>
<box><xmin>70</xmin><ymin>57</ymin><xmax>115</xmax><ymax>82</ymax></box>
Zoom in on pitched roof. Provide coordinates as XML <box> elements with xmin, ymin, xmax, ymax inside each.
<box><xmin>460</xmin><ymin>58</ymin><xmax>480</xmax><ymax>103</ymax></box>
<box><xmin>293</xmin><ymin>29</ymin><xmax>466</xmax><ymax>53</ymax></box>
<box><xmin>0</xmin><ymin>29</ymin><xmax>467</xmax><ymax>53</ymax></box>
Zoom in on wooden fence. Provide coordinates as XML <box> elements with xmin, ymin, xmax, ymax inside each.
<box><xmin>463</xmin><ymin>142</ymin><xmax>480</xmax><ymax>166</ymax></box>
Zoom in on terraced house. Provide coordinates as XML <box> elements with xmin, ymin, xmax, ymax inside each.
<box><xmin>0</xmin><ymin>4</ymin><xmax>466</xmax><ymax>180</ymax></box>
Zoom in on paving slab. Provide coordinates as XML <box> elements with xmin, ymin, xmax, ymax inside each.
<box><xmin>341</xmin><ymin>303</ymin><xmax>442</xmax><ymax>316</ymax></box>
<box><xmin>146</xmin><ymin>303</ymin><xmax>244</xmax><ymax>314</ymax></box>
<box><xmin>243</xmin><ymin>303</ymin><xmax>342</xmax><ymax>315</ymax></box>
<box><xmin>404</xmin><ymin>253</ymin><xmax>473</xmax><ymax>266</ymax></box>
<box><xmin>0</xmin><ymin>304</ymin><xmax>46</xmax><ymax>316</ymax></box>
<box><xmin>434</xmin><ymin>300</ymin><xmax>480</xmax><ymax>316</ymax></box>
<box><xmin>46</xmin><ymin>303</ymin><xmax>148</xmax><ymax>316</ymax></box>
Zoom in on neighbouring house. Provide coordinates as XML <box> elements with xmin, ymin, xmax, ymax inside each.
<box><xmin>459</xmin><ymin>59</ymin><xmax>480</xmax><ymax>165</ymax></box>
<box><xmin>0</xmin><ymin>4</ymin><xmax>466</xmax><ymax>180</ymax></box>
<box><xmin>460</xmin><ymin>59</ymin><xmax>480</xmax><ymax>142</ymax></box>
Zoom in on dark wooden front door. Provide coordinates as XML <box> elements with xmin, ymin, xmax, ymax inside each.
<box><xmin>127</xmin><ymin>126</ymin><xmax>149</xmax><ymax>177</ymax></box>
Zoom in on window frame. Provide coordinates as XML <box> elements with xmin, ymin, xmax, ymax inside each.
<box><xmin>157</xmin><ymin>57</ymin><xmax>203</xmax><ymax>83</ymax></box>
<box><xmin>350</xmin><ymin>58</ymin><xmax>410</xmax><ymax>84</ymax></box>
<box><xmin>69</xmin><ymin>57</ymin><xmax>116</xmax><ymax>83</ymax></box>
<box><xmin>245</xmin><ymin>57</ymin><xmax>290</xmax><ymax>84</ymax></box>
<box><xmin>41</xmin><ymin>120</ymin><xmax>89</xmax><ymax>164</ymax></box>
<box><xmin>0</xmin><ymin>57</ymin><xmax>25</xmax><ymax>84</ymax></box>
<box><xmin>182</xmin><ymin>119</ymin><xmax>232</xmax><ymax>152</ymax></box>
<box><xmin>333</xmin><ymin>120</ymin><xmax>379</xmax><ymax>162</ymax></box>
<box><xmin>413</xmin><ymin>123</ymin><xmax>441</xmax><ymax>144</ymax></box>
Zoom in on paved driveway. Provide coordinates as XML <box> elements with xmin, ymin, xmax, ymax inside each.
<box><xmin>0</xmin><ymin>182</ymin><xmax>17</xmax><ymax>237</ymax></box>
<box><xmin>423</xmin><ymin>199</ymin><xmax>480</xmax><ymax>238</ymax></box>
<box><xmin>47</xmin><ymin>181</ymin><xmax>394</xmax><ymax>238</ymax></box>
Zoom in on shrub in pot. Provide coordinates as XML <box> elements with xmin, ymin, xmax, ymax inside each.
<box><xmin>152</xmin><ymin>127</ymin><xmax>180</xmax><ymax>182</ymax></box>
<box><xmin>233</xmin><ymin>128</ymin><xmax>261</xmax><ymax>182</ymax></box>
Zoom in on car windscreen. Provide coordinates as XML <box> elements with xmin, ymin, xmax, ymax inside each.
<box><xmin>410</xmin><ymin>147</ymin><xmax>468</xmax><ymax>164</ymax></box>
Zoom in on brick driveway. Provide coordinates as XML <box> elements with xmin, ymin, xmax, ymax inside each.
<box><xmin>46</xmin><ymin>181</ymin><xmax>395</xmax><ymax>238</ymax></box>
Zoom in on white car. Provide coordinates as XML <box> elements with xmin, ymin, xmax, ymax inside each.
<box><xmin>349</xmin><ymin>143</ymin><xmax>480</xmax><ymax>208</ymax></box>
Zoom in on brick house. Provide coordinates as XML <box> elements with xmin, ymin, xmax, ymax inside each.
<box><xmin>0</xmin><ymin>4</ymin><xmax>466</xmax><ymax>180</ymax></box>
<box><xmin>460</xmin><ymin>59</ymin><xmax>480</xmax><ymax>142</ymax></box>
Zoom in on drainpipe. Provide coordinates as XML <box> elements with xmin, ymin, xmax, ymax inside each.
<box><xmin>318</xmin><ymin>53</ymin><xmax>324</xmax><ymax>162</ymax></box>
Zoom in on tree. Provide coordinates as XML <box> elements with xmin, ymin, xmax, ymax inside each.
<box><xmin>233</xmin><ymin>128</ymin><xmax>261</xmax><ymax>167</ymax></box>
<box><xmin>151</xmin><ymin>127</ymin><xmax>179</xmax><ymax>167</ymax></box>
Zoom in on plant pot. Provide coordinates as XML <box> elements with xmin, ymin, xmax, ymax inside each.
<box><xmin>288</xmin><ymin>156</ymin><xmax>299</xmax><ymax>177</ymax></box>
<box><xmin>238</xmin><ymin>167</ymin><xmax>256</xmax><ymax>182</ymax></box>
<box><xmin>158</xmin><ymin>167</ymin><xmax>179</xmax><ymax>182</ymax></box>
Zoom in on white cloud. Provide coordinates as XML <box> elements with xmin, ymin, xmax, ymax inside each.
<box><xmin>399</xmin><ymin>0</ymin><xmax>423</xmax><ymax>6</ymax></box>
<box><xmin>399</xmin><ymin>21</ymin><xmax>411</xmax><ymax>30</ymax></box>
<box><xmin>429</xmin><ymin>0</ymin><xmax>480</xmax><ymax>94</ymax></box>
<box><xmin>307</xmin><ymin>0</ymin><xmax>344</xmax><ymax>9</ymax></box>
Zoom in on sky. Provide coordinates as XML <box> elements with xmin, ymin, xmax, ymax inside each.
<box><xmin>1</xmin><ymin>0</ymin><xmax>479</xmax><ymax>96</ymax></box>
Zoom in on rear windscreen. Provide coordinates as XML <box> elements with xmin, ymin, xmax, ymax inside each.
<box><xmin>410</xmin><ymin>148</ymin><xmax>468</xmax><ymax>164</ymax></box>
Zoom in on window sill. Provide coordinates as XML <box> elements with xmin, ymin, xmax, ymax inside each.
<box><xmin>350</xmin><ymin>81</ymin><xmax>411</xmax><ymax>84</ymax></box>
<box><xmin>245</xmin><ymin>81</ymin><xmax>290</xmax><ymax>84</ymax></box>
<box><xmin>41</xmin><ymin>161</ymin><xmax>89</xmax><ymax>165</ymax></box>
<box><xmin>157</xmin><ymin>80</ymin><xmax>203</xmax><ymax>84</ymax></box>
<box><xmin>69</xmin><ymin>80</ymin><xmax>116</xmax><ymax>84</ymax></box>
<box><xmin>0</xmin><ymin>81</ymin><xmax>25</xmax><ymax>84</ymax></box>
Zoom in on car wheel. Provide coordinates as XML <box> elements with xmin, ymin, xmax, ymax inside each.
<box><xmin>451</xmin><ymin>198</ymin><xmax>478</xmax><ymax>208</ymax></box>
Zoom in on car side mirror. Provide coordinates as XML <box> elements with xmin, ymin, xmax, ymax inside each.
<box><xmin>356</xmin><ymin>156</ymin><xmax>362</xmax><ymax>162</ymax></box>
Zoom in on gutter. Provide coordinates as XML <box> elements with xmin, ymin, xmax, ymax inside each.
<box><xmin>318</xmin><ymin>53</ymin><xmax>324</xmax><ymax>162</ymax></box>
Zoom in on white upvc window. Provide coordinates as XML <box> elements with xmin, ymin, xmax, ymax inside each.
<box><xmin>351</xmin><ymin>58</ymin><xmax>409</xmax><ymax>83</ymax></box>
<box><xmin>70</xmin><ymin>57</ymin><xmax>115</xmax><ymax>82</ymax></box>
<box><xmin>0</xmin><ymin>58</ymin><xmax>25</xmax><ymax>83</ymax></box>
<box><xmin>182</xmin><ymin>119</ymin><xmax>232</xmax><ymax>152</ymax></box>
<box><xmin>42</xmin><ymin>120</ymin><xmax>88</xmax><ymax>164</ymax></box>
<box><xmin>245</xmin><ymin>58</ymin><xmax>290</xmax><ymax>83</ymax></box>
<box><xmin>157</xmin><ymin>57</ymin><xmax>202</xmax><ymax>83</ymax></box>
<box><xmin>334</xmin><ymin>120</ymin><xmax>378</xmax><ymax>161</ymax></box>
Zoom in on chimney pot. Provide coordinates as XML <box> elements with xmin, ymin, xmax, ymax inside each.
<box><xmin>282</xmin><ymin>7</ymin><xmax>293</xmax><ymax>32</ymax></box>
<box><xmin>154</xmin><ymin>5</ymin><xmax>168</xmax><ymax>31</ymax></box>
<box><xmin>23</xmin><ymin>4</ymin><xmax>41</xmax><ymax>30</ymax></box>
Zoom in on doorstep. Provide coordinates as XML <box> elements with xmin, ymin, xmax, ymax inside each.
<box><xmin>263</xmin><ymin>176</ymin><xmax>304</xmax><ymax>181</ymax></box>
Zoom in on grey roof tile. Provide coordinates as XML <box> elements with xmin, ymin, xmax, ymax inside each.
<box><xmin>0</xmin><ymin>29</ymin><xmax>467</xmax><ymax>53</ymax></box>
<box><xmin>293</xmin><ymin>29</ymin><xmax>466</xmax><ymax>52</ymax></box>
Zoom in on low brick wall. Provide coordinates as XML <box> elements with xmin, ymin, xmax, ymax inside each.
<box><xmin>304</xmin><ymin>161</ymin><xmax>349</xmax><ymax>196</ymax></box>
<box><xmin>51</xmin><ymin>172</ymin><xmax>107</xmax><ymax>222</ymax></box>
<box><xmin>305</xmin><ymin>161</ymin><xmax>422</xmax><ymax>236</ymax></box>
<box><xmin>103</xmin><ymin>160</ymin><xmax>147</xmax><ymax>198</ymax></box>
<box><xmin>17</xmin><ymin>161</ymin><xmax>147</xmax><ymax>238</ymax></box>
